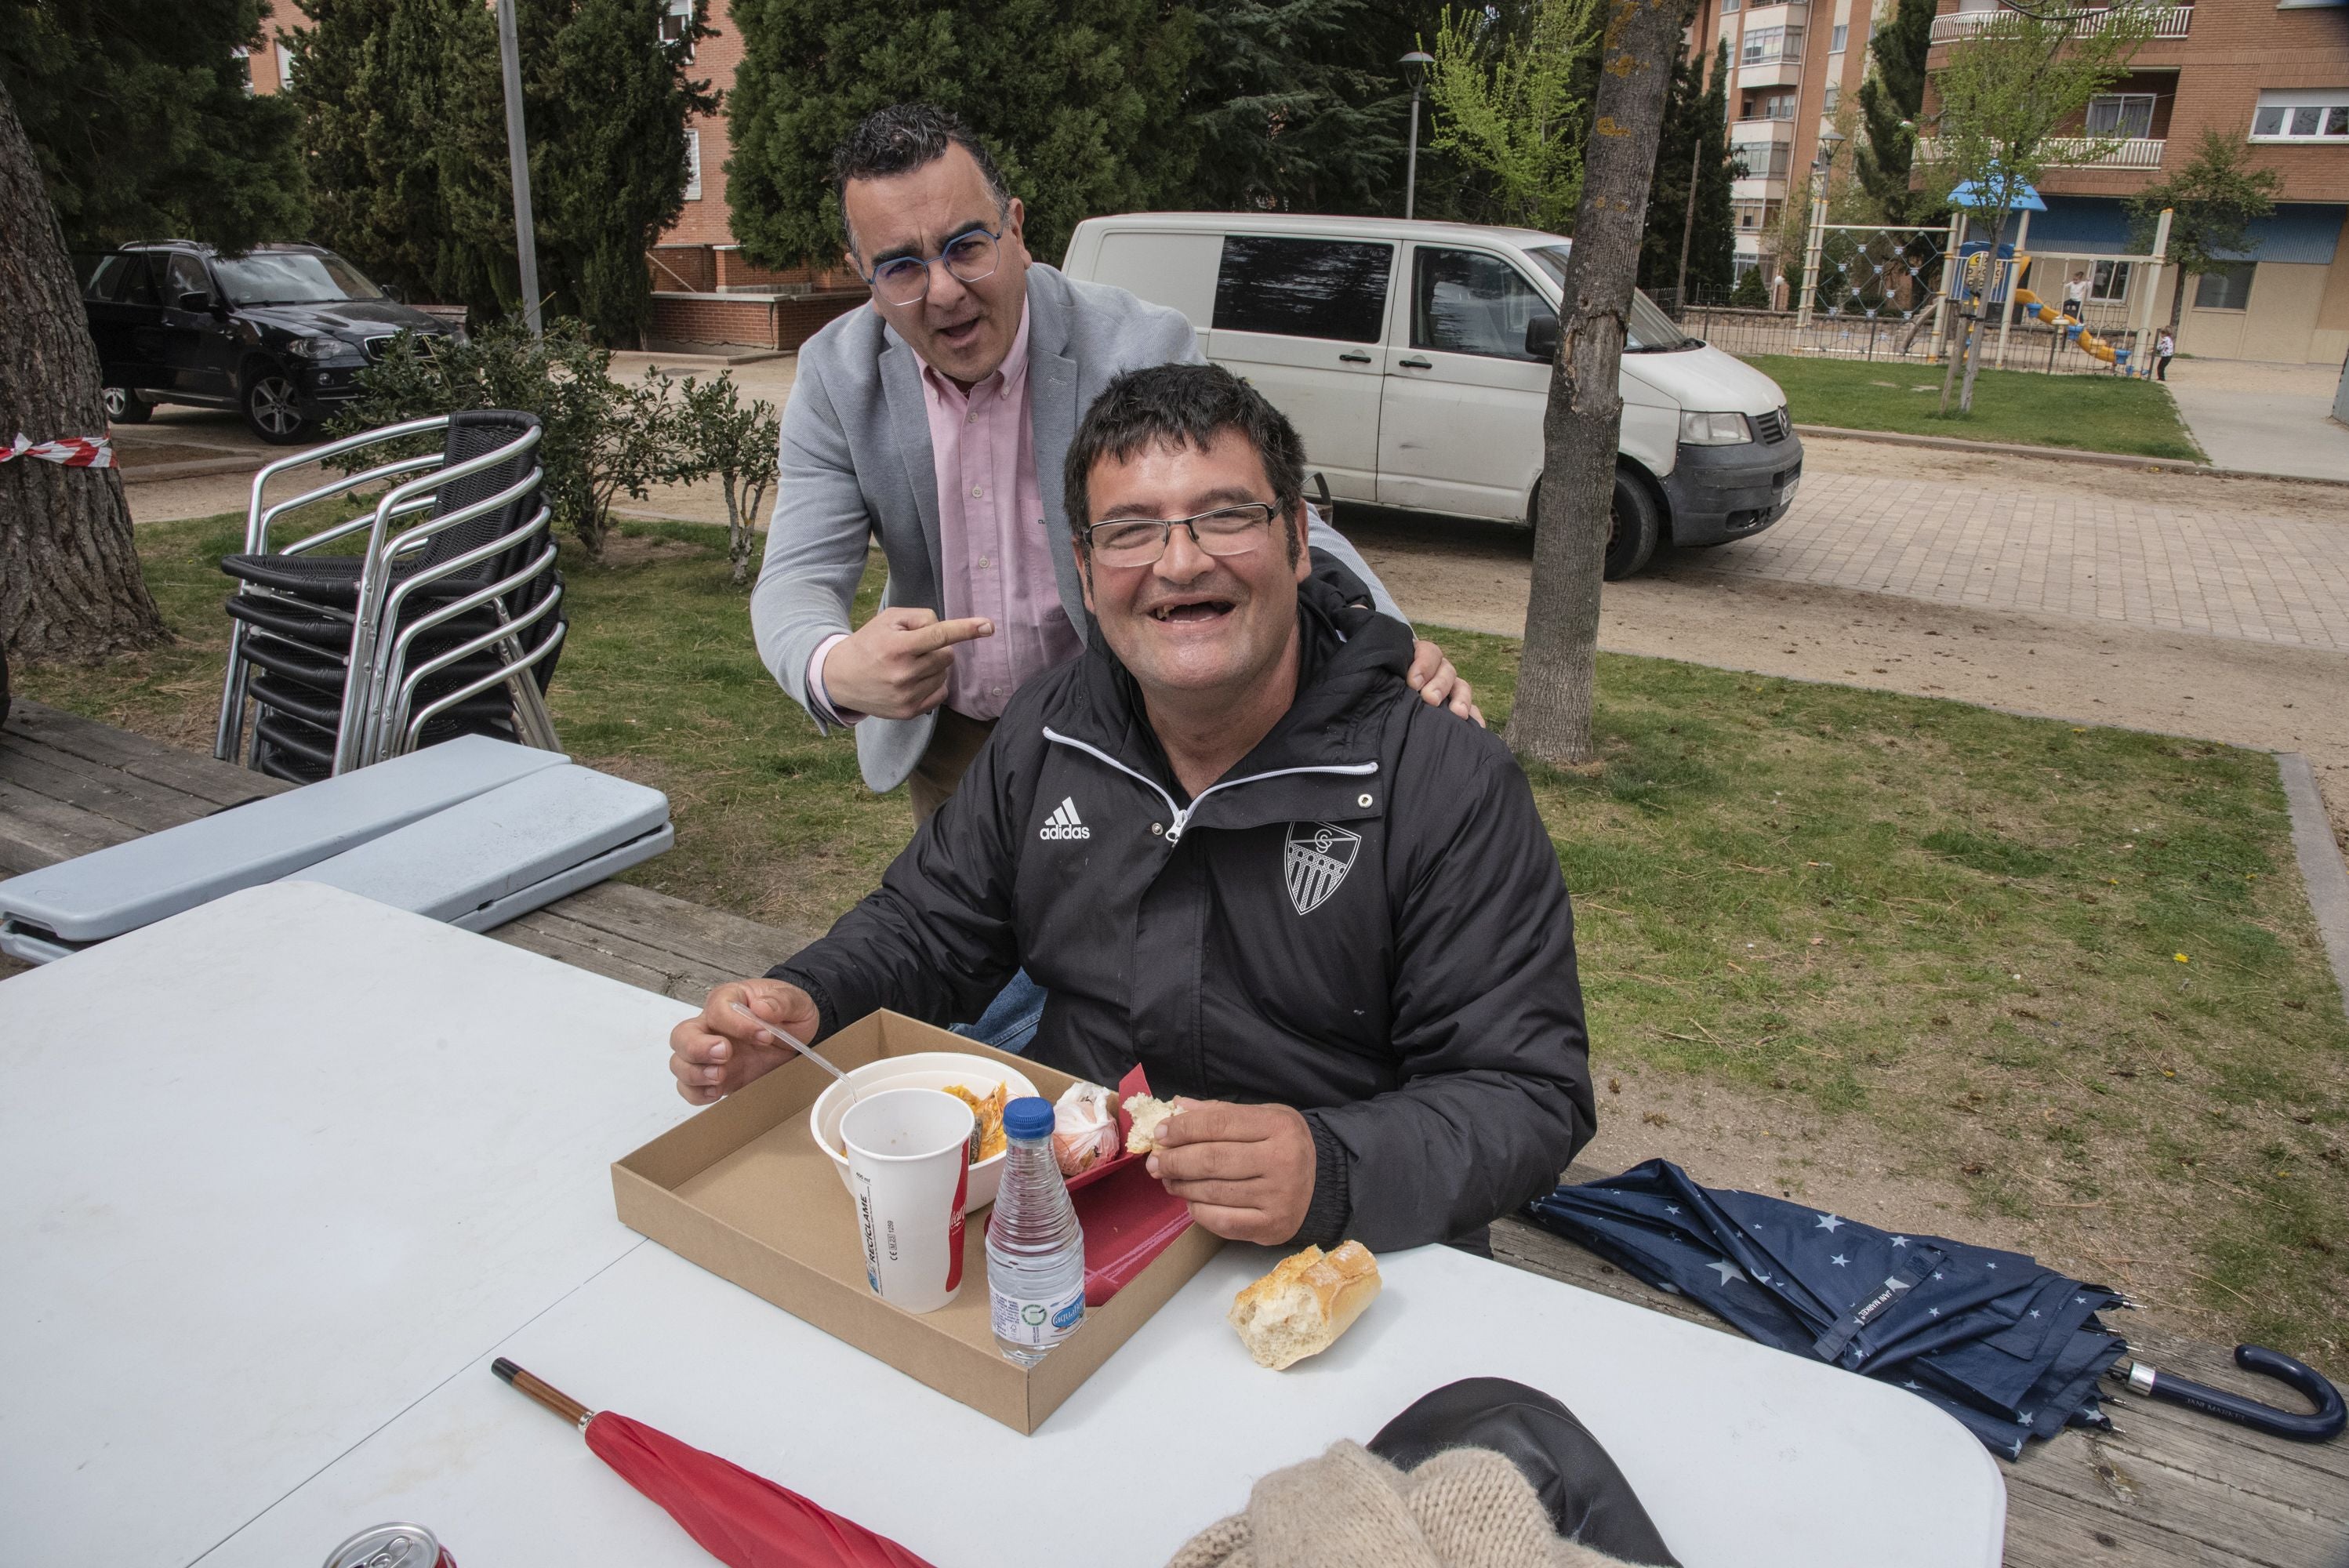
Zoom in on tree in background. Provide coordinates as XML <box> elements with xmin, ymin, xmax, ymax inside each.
<box><xmin>1639</xmin><ymin>34</ymin><xmax>1734</xmax><ymax>304</ymax></box>
<box><xmin>292</xmin><ymin>0</ymin><xmax>514</xmax><ymax>318</ymax></box>
<box><xmin>1509</xmin><ymin>0</ymin><xmax>1685</xmax><ymax>766</ymax></box>
<box><xmin>1423</xmin><ymin>0</ymin><xmax>1603</xmax><ymax>234</ymax></box>
<box><xmin>2128</xmin><ymin>129</ymin><xmax>2282</xmax><ymax>335</ymax></box>
<box><xmin>0</xmin><ymin>0</ymin><xmax>305</xmax><ymax>659</ymax></box>
<box><xmin>521</xmin><ymin>0</ymin><xmax>715</xmax><ymax>345</ymax></box>
<box><xmin>1182</xmin><ymin>0</ymin><xmax>1427</xmax><ymax>215</ymax></box>
<box><xmin>725</xmin><ymin>0</ymin><xmax>1190</xmax><ymax>268</ymax></box>
<box><xmin>293</xmin><ymin>0</ymin><xmax>710</xmax><ymax>344</ymax></box>
<box><xmin>2</xmin><ymin>0</ymin><xmax>307</xmax><ymax>251</ymax></box>
<box><xmin>1912</xmin><ymin>4</ymin><xmax>2150</xmax><ymax>412</ymax></box>
<box><xmin>1850</xmin><ymin>0</ymin><xmax>1937</xmax><ymax>224</ymax></box>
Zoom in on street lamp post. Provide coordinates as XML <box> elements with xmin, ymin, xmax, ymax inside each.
<box><xmin>496</xmin><ymin>0</ymin><xmax>543</xmax><ymax>337</ymax></box>
<box><xmin>1400</xmin><ymin>51</ymin><xmax>1433</xmax><ymax>220</ymax></box>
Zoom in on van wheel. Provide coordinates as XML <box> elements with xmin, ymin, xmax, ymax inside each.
<box><xmin>103</xmin><ymin>387</ymin><xmax>152</xmax><ymax>425</ymax></box>
<box><xmin>1605</xmin><ymin>468</ymin><xmax>1661</xmax><ymax>580</ymax></box>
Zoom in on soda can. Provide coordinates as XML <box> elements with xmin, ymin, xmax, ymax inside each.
<box><xmin>322</xmin><ymin>1522</ymin><xmax>456</xmax><ymax>1568</ymax></box>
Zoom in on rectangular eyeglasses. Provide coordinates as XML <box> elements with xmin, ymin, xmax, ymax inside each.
<box><xmin>1085</xmin><ymin>503</ymin><xmax>1277</xmax><ymax>568</ymax></box>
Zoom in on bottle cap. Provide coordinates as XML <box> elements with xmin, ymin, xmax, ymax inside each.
<box><xmin>1004</xmin><ymin>1095</ymin><xmax>1054</xmax><ymax>1140</ymax></box>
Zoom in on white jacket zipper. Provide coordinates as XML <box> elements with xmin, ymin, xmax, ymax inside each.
<box><xmin>1042</xmin><ymin>727</ymin><xmax>1378</xmax><ymax>845</ymax></box>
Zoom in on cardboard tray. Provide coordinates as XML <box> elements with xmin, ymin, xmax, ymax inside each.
<box><xmin>613</xmin><ymin>1010</ymin><xmax>1226</xmax><ymax>1433</ymax></box>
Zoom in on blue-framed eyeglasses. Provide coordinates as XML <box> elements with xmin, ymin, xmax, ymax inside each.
<box><xmin>859</xmin><ymin>225</ymin><xmax>1001</xmax><ymax>306</ymax></box>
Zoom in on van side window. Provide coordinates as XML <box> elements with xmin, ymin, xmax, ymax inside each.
<box><xmin>1413</xmin><ymin>248</ymin><xmax>1554</xmax><ymax>361</ymax></box>
<box><xmin>1213</xmin><ymin>236</ymin><xmax>1392</xmax><ymax>343</ymax></box>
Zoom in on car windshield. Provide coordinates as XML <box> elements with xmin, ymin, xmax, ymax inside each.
<box><xmin>211</xmin><ymin>251</ymin><xmax>386</xmax><ymax>307</ymax></box>
<box><xmin>1526</xmin><ymin>245</ymin><xmax>1698</xmax><ymax>351</ymax></box>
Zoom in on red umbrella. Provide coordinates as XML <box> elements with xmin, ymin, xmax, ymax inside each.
<box><xmin>492</xmin><ymin>1359</ymin><xmax>937</xmax><ymax>1568</ymax></box>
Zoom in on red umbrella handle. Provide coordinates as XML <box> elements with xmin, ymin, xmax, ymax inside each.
<box><xmin>492</xmin><ymin>1356</ymin><xmax>594</xmax><ymax>1431</ymax></box>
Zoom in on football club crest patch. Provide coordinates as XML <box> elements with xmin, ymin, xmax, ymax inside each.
<box><xmin>1283</xmin><ymin>822</ymin><xmax>1361</xmax><ymax>916</ymax></box>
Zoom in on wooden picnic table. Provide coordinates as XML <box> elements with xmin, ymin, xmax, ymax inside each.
<box><xmin>4</xmin><ymin>698</ymin><xmax>2344</xmax><ymax>1568</ymax></box>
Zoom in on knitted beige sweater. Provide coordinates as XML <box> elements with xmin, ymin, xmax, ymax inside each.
<box><xmin>1167</xmin><ymin>1441</ymin><xmax>1632</xmax><ymax>1568</ymax></box>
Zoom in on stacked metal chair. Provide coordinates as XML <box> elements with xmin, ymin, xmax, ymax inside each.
<box><xmin>214</xmin><ymin>411</ymin><xmax>568</xmax><ymax>782</ymax></box>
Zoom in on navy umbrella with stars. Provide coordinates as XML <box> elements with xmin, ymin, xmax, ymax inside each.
<box><xmin>1523</xmin><ymin>1160</ymin><xmax>2129</xmax><ymax>1458</ymax></box>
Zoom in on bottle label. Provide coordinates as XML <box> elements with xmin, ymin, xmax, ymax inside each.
<box><xmin>992</xmin><ymin>1283</ymin><xmax>1085</xmax><ymax>1347</ymax></box>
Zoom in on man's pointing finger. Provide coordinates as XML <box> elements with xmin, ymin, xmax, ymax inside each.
<box><xmin>906</xmin><ymin>616</ymin><xmax>994</xmax><ymax>654</ymax></box>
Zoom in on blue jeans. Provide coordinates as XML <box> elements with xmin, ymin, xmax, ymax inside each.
<box><xmin>952</xmin><ymin>968</ymin><xmax>1046</xmax><ymax>1056</ymax></box>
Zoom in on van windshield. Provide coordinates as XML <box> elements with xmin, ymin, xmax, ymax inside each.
<box><xmin>1526</xmin><ymin>246</ymin><xmax>1698</xmax><ymax>352</ymax></box>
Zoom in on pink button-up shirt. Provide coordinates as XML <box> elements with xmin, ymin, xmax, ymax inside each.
<box><xmin>808</xmin><ymin>303</ymin><xmax>1080</xmax><ymax>726</ymax></box>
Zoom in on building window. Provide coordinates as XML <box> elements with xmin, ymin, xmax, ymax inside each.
<box><xmin>659</xmin><ymin>0</ymin><xmax>695</xmax><ymax>56</ymax></box>
<box><xmin>2194</xmin><ymin>262</ymin><xmax>2255</xmax><ymax>310</ymax></box>
<box><xmin>1823</xmin><ymin>83</ymin><xmax>1840</xmax><ymax>113</ymax></box>
<box><xmin>1731</xmin><ymin>140</ymin><xmax>1795</xmax><ymax>179</ymax></box>
<box><xmin>231</xmin><ymin>45</ymin><xmax>253</xmax><ymax>95</ymax></box>
<box><xmin>1829</xmin><ymin>22</ymin><xmax>1847</xmax><ymax>50</ymax></box>
<box><xmin>683</xmin><ymin>129</ymin><xmax>702</xmax><ymax>201</ymax></box>
<box><xmin>1723</xmin><ymin>0</ymin><xmax>1741</xmax><ymax>12</ymax></box>
<box><xmin>2085</xmin><ymin>93</ymin><xmax>2157</xmax><ymax>139</ymax></box>
<box><xmin>2091</xmin><ymin>260</ymin><xmax>2132</xmax><ymax>301</ymax></box>
<box><xmin>1742</xmin><ymin>91</ymin><xmax>1797</xmax><ymax>120</ymax></box>
<box><xmin>2249</xmin><ymin>89</ymin><xmax>2349</xmax><ymax>140</ymax></box>
<box><xmin>1735</xmin><ymin>199</ymin><xmax>1766</xmax><ymax>229</ymax></box>
<box><xmin>1742</xmin><ymin>24</ymin><xmax>1803</xmax><ymax>63</ymax></box>
<box><xmin>275</xmin><ymin>42</ymin><xmax>294</xmax><ymax>87</ymax></box>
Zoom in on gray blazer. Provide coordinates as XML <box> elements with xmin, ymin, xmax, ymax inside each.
<box><xmin>751</xmin><ymin>263</ymin><xmax>1403</xmax><ymax>793</ymax></box>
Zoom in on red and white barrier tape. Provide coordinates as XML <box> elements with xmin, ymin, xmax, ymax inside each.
<box><xmin>3</xmin><ymin>434</ymin><xmax>114</xmax><ymax>469</ymax></box>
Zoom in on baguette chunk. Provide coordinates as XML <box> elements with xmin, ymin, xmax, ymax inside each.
<box><xmin>1228</xmin><ymin>1241</ymin><xmax>1382</xmax><ymax>1370</ymax></box>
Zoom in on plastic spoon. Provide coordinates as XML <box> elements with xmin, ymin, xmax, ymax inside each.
<box><xmin>728</xmin><ymin>1001</ymin><xmax>855</xmax><ymax>1102</ymax></box>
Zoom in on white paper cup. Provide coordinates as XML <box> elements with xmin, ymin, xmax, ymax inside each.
<box><xmin>840</xmin><ymin>1088</ymin><xmax>975</xmax><ymax>1313</ymax></box>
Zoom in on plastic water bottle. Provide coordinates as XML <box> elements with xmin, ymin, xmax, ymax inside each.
<box><xmin>986</xmin><ymin>1095</ymin><xmax>1087</xmax><ymax>1366</ymax></box>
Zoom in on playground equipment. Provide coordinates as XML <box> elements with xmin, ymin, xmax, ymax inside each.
<box><xmin>2012</xmin><ymin>269</ymin><xmax>2132</xmax><ymax>370</ymax></box>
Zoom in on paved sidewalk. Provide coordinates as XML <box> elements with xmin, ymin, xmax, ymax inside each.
<box><xmin>2161</xmin><ymin>358</ymin><xmax>2349</xmax><ymax>481</ymax></box>
<box><xmin>1705</xmin><ymin>460</ymin><xmax>2349</xmax><ymax>649</ymax></box>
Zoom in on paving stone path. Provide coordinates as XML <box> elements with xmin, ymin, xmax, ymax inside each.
<box><xmin>1709</xmin><ymin>466</ymin><xmax>2349</xmax><ymax>650</ymax></box>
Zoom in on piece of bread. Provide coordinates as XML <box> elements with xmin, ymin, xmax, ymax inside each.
<box><xmin>1124</xmin><ymin>1092</ymin><xmax>1176</xmax><ymax>1153</ymax></box>
<box><xmin>1228</xmin><ymin>1241</ymin><xmax>1382</xmax><ymax>1370</ymax></box>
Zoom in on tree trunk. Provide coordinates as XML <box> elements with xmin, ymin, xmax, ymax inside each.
<box><xmin>1506</xmin><ymin>0</ymin><xmax>1685</xmax><ymax>768</ymax></box>
<box><xmin>0</xmin><ymin>77</ymin><xmax>166</xmax><ymax>662</ymax></box>
<box><xmin>2169</xmin><ymin>268</ymin><xmax>2190</xmax><ymax>333</ymax></box>
<box><xmin>1956</xmin><ymin>208</ymin><xmax>2008</xmax><ymax>412</ymax></box>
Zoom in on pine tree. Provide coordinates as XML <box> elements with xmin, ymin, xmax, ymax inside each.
<box><xmin>524</xmin><ymin>0</ymin><xmax>717</xmax><ymax>346</ymax></box>
<box><xmin>1851</xmin><ymin>0</ymin><xmax>1937</xmax><ymax>223</ymax></box>
<box><xmin>725</xmin><ymin>0</ymin><xmax>1193</xmax><ymax>269</ymax></box>
<box><xmin>292</xmin><ymin>0</ymin><xmax>514</xmax><ymax>318</ymax></box>
<box><xmin>1181</xmin><ymin>0</ymin><xmax>1425</xmax><ymax>215</ymax></box>
<box><xmin>1640</xmin><ymin>33</ymin><xmax>1733</xmax><ymax>302</ymax></box>
<box><xmin>1</xmin><ymin>0</ymin><xmax>307</xmax><ymax>249</ymax></box>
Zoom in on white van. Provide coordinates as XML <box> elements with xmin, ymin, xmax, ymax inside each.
<box><xmin>1062</xmin><ymin>213</ymin><xmax>1803</xmax><ymax>579</ymax></box>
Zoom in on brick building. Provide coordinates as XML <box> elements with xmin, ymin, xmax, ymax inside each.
<box><xmin>1683</xmin><ymin>0</ymin><xmax>2349</xmax><ymax>363</ymax></box>
<box><xmin>249</xmin><ymin>0</ymin><xmax>863</xmax><ymax>352</ymax></box>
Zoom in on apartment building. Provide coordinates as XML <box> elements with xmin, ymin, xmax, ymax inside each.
<box><xmin>1686</xmin><ymin>0</ymin><xmax>2349</xmax><ymax>364</ymax></box>
<box><xmin>249</xmin><ymin>0</ymin><xmax>861</xmax><ymax>351</ymax></box>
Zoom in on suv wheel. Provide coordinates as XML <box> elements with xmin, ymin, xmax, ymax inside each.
<box><xmin>242</xmin><ymin>370</ymin><xmax>312</xmax><ymax>445</ymax></box>
<box><xmin>103</xmin><ymin>387</ymin><xmax>152</xmax><ymax>425</ymax></box>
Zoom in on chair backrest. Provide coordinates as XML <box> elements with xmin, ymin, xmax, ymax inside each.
<box><xmin>414</xmin><ymin>410</ymin><xmax>543</xmax><ymax>591</ymax></box>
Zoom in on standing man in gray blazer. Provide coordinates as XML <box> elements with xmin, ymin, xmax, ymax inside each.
<box><xmin>750</xmin><ymin>103</ymin><xmax>1476</xmax><ymax>822</ymax></box>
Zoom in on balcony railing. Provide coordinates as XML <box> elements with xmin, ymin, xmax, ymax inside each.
<box><xmin>1930</xmin><ymin>5</ymin><xmax>2191</xmax><ymax>42</ymax></box>
<box><xmin>1917</xmin><ymin>136</ymin><xmax>2165</xmax><ymax>168</ymax></box>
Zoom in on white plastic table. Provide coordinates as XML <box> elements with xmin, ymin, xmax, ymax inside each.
<box><xmin>0</xmin><ymin>883</ymin><xmax>2005</xmax><ymax>1568</ymax></box>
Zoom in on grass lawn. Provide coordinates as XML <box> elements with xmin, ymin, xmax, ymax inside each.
<box><xmin>22</xmin><ymin>511</ymin><xmax>2349</xmax><ymax>1361</ymax></box>
<box><xmin>1744</xmin><ymin>352</ymin><xmax>2208</xmax><ymax>463</ymax></box>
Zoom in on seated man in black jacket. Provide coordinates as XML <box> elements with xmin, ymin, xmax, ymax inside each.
<box><xmin>669</xmin><ymin>363</ymin><xmax>1594</xmax><ymax>1252</ymax></box>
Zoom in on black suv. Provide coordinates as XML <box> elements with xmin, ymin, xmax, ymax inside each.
<box><xmin>80</xmin><ymin>242</ymin><xmax>456</xmax><ymax>445</ymax></box>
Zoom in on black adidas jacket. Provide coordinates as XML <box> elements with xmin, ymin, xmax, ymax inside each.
<box><xmin>772</xmin><ymin>568</ymin><xmax>1596</xmax><ymax>1251</ymax></box>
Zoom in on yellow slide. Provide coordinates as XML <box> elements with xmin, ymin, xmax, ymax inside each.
<box><xmin>2012</xmin><ymin>274</ymin><xmax>2122</xmax><ymax>366</ymax></box>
